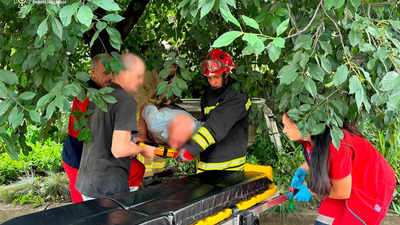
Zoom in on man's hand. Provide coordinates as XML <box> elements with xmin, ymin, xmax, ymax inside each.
<box><xmin>140</xmin><ymin>145</ymin><xmax>156</xmax><ymax>159</ymax></box>
<box><xmin>173</xmin><ymin>148</ymin><xmax>194</xmax><ymax>163</ymax></box>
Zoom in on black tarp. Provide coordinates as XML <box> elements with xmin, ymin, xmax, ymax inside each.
<box><xmin>2</xmin><ymin>170</ymin><xmax>272</xmax><ymax>225</ymax></box>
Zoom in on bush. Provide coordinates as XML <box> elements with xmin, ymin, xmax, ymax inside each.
<box><xmin>0</xmin><ymin>172</ymin><xmax>69</xmax><ymax>207</ymax></box>
<box><xmin>0</xmin><ymin>139</ymin><xmax>63</xmax><ymax>185</ymax></box>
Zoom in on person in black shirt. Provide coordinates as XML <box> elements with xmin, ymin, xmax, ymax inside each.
<box><xmin>76</xmin><ymin>53</ymin><xmax>155</xmax><ymax>200</ymax></box>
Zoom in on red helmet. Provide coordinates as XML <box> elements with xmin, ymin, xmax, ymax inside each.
<box><xmin>201</xmin><ymin>49</ymin><xmax>236</xmax><ymax>76</ymax></box>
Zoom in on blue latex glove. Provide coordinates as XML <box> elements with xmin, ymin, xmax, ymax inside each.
<box><xmin>291</xmin><ymin>168</ymin><xmax>306</xmax><ymax>188</ymax></box>
<box><xmin>293</xmin><ymin>185</ymin><xmax>312</xmax><ymax>202</ymax></box>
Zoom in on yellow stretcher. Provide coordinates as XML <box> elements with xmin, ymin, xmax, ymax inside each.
<box><xmin>136</xmin><ymin>142</ymin><xmax>291</xmax><ymax>225</ymax></box>
<box><xmin>194</xmin><ymin>164</ymin><xmax>280</xmax><ymax>225</ymax></box>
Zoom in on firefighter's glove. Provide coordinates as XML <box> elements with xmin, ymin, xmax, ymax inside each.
<box><xmin>293</xmin><ymin>185</ymin><xmax>312</xmax><ymax>202</ymax></box>
<box><xmin>291</xmin><ymin>168</ymin><xmax>306</xmax><ymax>188</ymax></box>
<box><xmin>173</xmin><ymin>148</ymin><xmax>194</xmax><ymax>163</ymax></box>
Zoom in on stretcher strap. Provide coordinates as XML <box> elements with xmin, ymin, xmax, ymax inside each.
<box><xmin>138</xmin><ymin>142</ymin><xmax>178</xmax><ymax>158</ymax></box>
<box><xmin>193</xmin><ymin>184</ymin><xmax>278</xmax><ymax>225</ymax></box>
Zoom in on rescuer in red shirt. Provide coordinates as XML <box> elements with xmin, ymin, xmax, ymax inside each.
<box><xmin>62</xmin><ymin>53</ymin><xmax>145</xmax><ymax>203</ymax></box>
<box><xmin>282</xmin><ymin>113</ymin><xmax>396</xmax><ymax>225</ymax></box>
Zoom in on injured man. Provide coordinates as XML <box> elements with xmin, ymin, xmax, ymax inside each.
<box><xmin>135</xmin><ymin>102</ymin><xmax>202</xmax><ymax>150</ymax></box>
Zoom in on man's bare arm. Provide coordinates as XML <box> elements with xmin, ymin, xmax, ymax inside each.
<box><xmin>112</xmin><ymin>130</ymin><xmax>155</xmax><ymax>158</ymax></box>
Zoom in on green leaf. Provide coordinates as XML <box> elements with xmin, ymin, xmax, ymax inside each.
<box><xmin>286</xmin><ymin>109</ymin><xmax>303</xmax><ymax>121</ymax></box>
<box><xmin>349</xmin><ymin>30</ymin><xmax>362</xmax><ymax>47</ymax></box>
<box><xmin>331</xmin><ymin>100</ymin><xmax>349</xmax><ymax>116</ymax></box>
<box><xmin>350</xmin><ymin>0</ymin><xmax>361</xmax><ymax>9</ymax></box>
<box><xmin>349</xmin><ymin>75</ymin><xmax>362</xmax><ymax>94</ymax></box>
<box><xmin>324</xmin><ymin>0</ymin><xmax>335</xmax><ymax>10</ymax></box>
<box><xmin>98</xmin><ymin>87</ymin><xmax>113</xmax><ymax>95</ymax></box>
<box><xmin>355</xmin><ymin>86</ymin><xmax>365</xmax><ymax>109</ymax></box>
<box><xmin>178</xmin><ymin>0</ymin><xmax>190</xmax><ymax>8</ymax></box>
<box><xmin>200</xmin><ymin>0</ymin><xmax>215</xmax><ymax>19</ymax></box>
<box><xmin>319</xmin><ymin>56</ymin><xmax>332</xmax><ymax>73</ymax></box>
<box><xmin>311</xmin><ymin>123</ymin><xmax>326</xmax><ymax>135</ymax></box>
<box><xmin>157</xmin><ymin>81</ymin><xmax>168</xmax><ymax>95</ymax></box>
<box><xmin>45</xmin><ymin>101</ymin><xmax>56</xmax><ymax>119</ymax></box>
<box><xmin>330</xmin><ymin>125</ymin><xmax>344</xmax><ymax>150</ymax></box>
<box><xmin>319</xmin><ymin>41</ymin><xmax>332</xmax><ymax>54</ymax></box>
<box><xmin>388</xmin><ymin>88</ymin><xmax>400</xmax><ymax>110</ymax></box>
<box><xmin>77</xmin><ymin>5</ymin><xmax>93</xmax><ymax>27</ymax></box>
<box><xmin>304</xmin><ymin>77</ymin><xmax>317</xmax><ymax>98</ymax></box>
<box><xmin>180</xmin><ymin>68</ymin><xmax>192</xmax><ymax>81</ymax></box>
<box><xmin>55</xmin><ymin>95</ymin><xmax>70</xmax><ymax>111</ymax></box>
<box><xmin>308</xmin><ymin>64</ymin><xmax>325</xmax><ymax>82</ymax></box>
<box><xmin>59</xmin><ymin>2</ymin><xmax>80</xmax><ymax>26</ymax></box>
<box><xmin>291</xmin><ymin>76</ymin><xmax>305</xmax><ymax>96</ymax></box>
<box><xmin>165</xmin><ymin>86</ymin><xmax>173</xmax><ymax>99</ymax></box>
<box><xmin>360</xmin><ymin>43</ymin><xmax>375</xmax><ymax>52</ymax></box>
<box><xmin>90</xmin><ymin>22</ymin><xmax>107</xmax><ymax>47</ymax></box>
<box><xmin>242</xmin><ymin>15</ymin><xmax>259</xmax><ymax>30</ymax></box>
<box><xmin>36</xmin><ymin>94</ymin><xmax>53</xmax><ymax>109</ymax></box>
<box><xmin>333</xmin><ymin>64</ymin><xmax>348</xmax><ymax>87</ymax></box>
<box><xmin>220</xmin><ymin>8</ymin><xmax>241</xmax><ymax>28</ymax></box>
<box><xmin>334</xmin><ymin>0</ymin><xmax>345</xmax><ymax>9</ymax></box>
<box><xmin>90</xmin><ymin>0</ymin><xmax>121</xmax><ymax>11</ymax></box>
<box><xmin>19</xmin><ymin>91</ymin><xmax>36</xmax><ymax>100</ymax></box>
<box><xmin>377</xmin><ymin>47</ymin><xmax>389</xmax><ymax>60</ymax></box>
<box><xmin>37</xmin><ymin>18</ymin><xmax>48</xmax><ymax>38</ymax></box>
<box><xmin>102</xmin><ymin>14</ymin><xmax>124</xmax><ymax>22</ymax></box>
<box><xmin>29</xmin><ymin>110</ymin><xmax>41</xmax><ymax>123</ymax></box>
<box><xmin>268</xmin><ymin>44</ymin><xmax>281</xmax><ymax>62</ymax></box>
<box><xmin>273</xmin><ymin>37</ymin><xmax>285</xmax><ymax>48</ymax></box>
<box><xmin>76</xmin><ymin>71</ymin><xmax>90</xmax><ymax>82</ymax></box>
<box><xmin>51</xmin><ymin>17</ymin><xmax>63</xmax><ymax>39</ymax></box>
<box><xmin>380</xmin><ymin>71</ymin><xmax>400</xmax><ymax>91</ymax></box>
<box><xmin>389</xmin><ymin>20</ymin><xmax>400</xmax><ymax>30</ymax></box>
<box><xmin>242</xmin><ymin>34</ymin><xmax>259</xmax><ymax>46</ymax></box>
<box><xmin>106</xmin><ymin>27</ymin><xmax>122</xmax><ymax>51</ymax></box>
<box><xmin>18</xmin><ymin>4</ymin><xmax>33</xmax><ymax>18</ymax></box>
<box><xmin>299</xmin><ymin>104</ymin><xmax>311</xmax><ymax>112</ymax></box>
<box><xmin>175</xmin><ymin>78</ymin><xmax>188</xmax><ymax>90</ymax></box>
<box><xmin>0</xmin><ymin>101</ymin><xmax>10</xmax><ymax>117</ymax></box>
<box><xmin>0</xmin><ymin>70</ymin><xmax>19</xmax><ymax>85</ymax></box>
<box><xmin>8</xmin><ymin>107</ymin><xmax>24</xmax><ymax>129</ymax></box>
<box><xmin>159</xmin><ymin>68</ymin><xmax>172</xmax><ymax>79</ymax></box>
<box><xmin>294</xmin><ymin>35</ymin><xmax>312</xmax><ymax>50</ymax></box>
<box><xmin>276</xmin><ymin>19</ymin><xmax>289</xmax><ymax>36</ymax></box>
<box><xmin>226</xmin><ymin>0</ymin><xmax>236</xmax><ymax>8</ymax></box>
<box><xmin>280</xmin><ymin>69</ymin><xmax>298</xmax><ymax>85</ymax></box>
<box><xmin>278</xmin><ymin>65</ymin><xmax>297</xmax><ymax>79</ymax></box>
<box><xmin>212</xmin><ymin>31</ymin><xmax>242</xmax><ymax>48</ymax></box>
<box><xmin>177</xmin><ymin>57</ymin><xmax>186</xmax><ymax>68</ymax></box>
<box><xmin>102</xmin><ymin>95</ymin><xmax>117</xmax><ymax>104</ymax></box>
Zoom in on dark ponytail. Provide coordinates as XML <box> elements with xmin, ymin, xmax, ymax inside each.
<box><xmin>308</xmin><ymin>126</ymin><xmax>332</xmax><ymax>197</ymax></box>
<box><xmin>308</xmin><ymin>122</ymin><xmax>364</xmax><ymax>197</ymax></box>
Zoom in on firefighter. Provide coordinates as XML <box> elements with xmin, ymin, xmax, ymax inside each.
<box><xmin>174</xmin><ymin>49</ymin><xmax>251</xmax><ymax>173</ymax></box>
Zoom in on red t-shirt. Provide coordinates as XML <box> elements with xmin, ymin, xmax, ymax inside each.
<box><xmin>67</xmin><ymin>96</ymin><xmax>89</xmax><ymax>138</ymax></box>
<box><xmin>300</xmin><ymin>129</ymin><xmax>396</xmax><ymax>225</ymax></box>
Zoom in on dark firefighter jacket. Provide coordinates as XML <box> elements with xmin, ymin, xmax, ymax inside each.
<box><xmin>184</xmin><ymin>79</ymin><xmax>251</xmax><ymax>172</ymax></box>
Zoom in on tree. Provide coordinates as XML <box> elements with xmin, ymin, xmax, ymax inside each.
<box><xmin>0</xmin><ymin>0</ymin><xmax>399</xmax><ymax>159</ymax></box>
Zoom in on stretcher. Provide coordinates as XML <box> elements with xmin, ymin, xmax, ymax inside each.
<box><xmin>3</xmin><ymin>163</ymin><xmax>296</xmax><ymax>225</ymax></box>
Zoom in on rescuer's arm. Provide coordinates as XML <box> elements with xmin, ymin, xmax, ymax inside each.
<box><xmin>183</xmin><ymin>93</ymin><xmax>251</xmax><ymax>156</ymax></box>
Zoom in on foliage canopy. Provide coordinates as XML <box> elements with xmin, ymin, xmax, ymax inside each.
<box><xmin>0</xmin><ymin>0</ymin><xmax>399</xmax><ymax>158</ymax></box>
